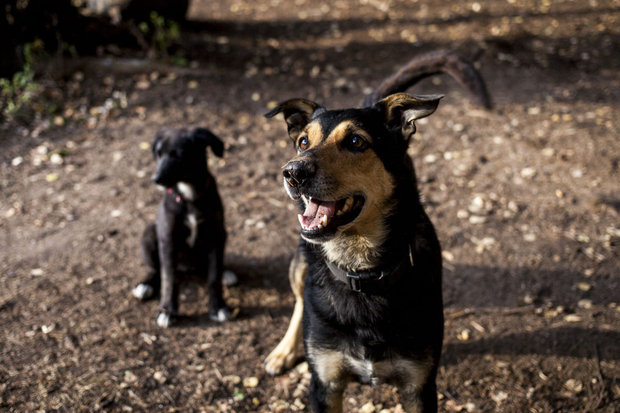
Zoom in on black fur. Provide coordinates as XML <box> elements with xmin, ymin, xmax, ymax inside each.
<box><xmin>134</xmin><ymin>127</ymin><xmax>234</xmax><ymax>326</ymax></box>
<box><xmin>268</xmin><ymin>96</ymin><xmax>444</xmax><ymax>412</ymax></box>
<box><xmin>266</xmin><ymin>49</ymin><xmax>490</xmax><ymax>409</ymax></box>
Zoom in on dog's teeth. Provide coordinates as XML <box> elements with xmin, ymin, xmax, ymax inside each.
<box><xmin>321</xmin><ymin>214</ymin><xmax>328</xmax><ymax>226</ymax></box>
<box><xmin>343</xmin><ymin>197</ymin><xmax>353</xmax><ymax>212</ymax></box>
<box><xmin>298</xmin><ymin>214</ymin><xmax>304</xmax><ymax>227</ymax></box>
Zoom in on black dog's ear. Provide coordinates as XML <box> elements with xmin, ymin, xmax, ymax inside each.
<box><xmin>265</xmin><ymin>99</ymin><xmax>325</xmax><ymax>141</ymax></box>
<box><xmin>151</xmin><ymin>130</ymin><xmax>165</xmax><ymax>159</ymax></box>
<box><xmin>375</xmin><ymin>93</ymin><xmax>443</xmax><ymax>143</ymax></box>
<box><xmin>192</xmin><ymin>128</ymin><xmax>224</xmax><ymax>158</ymax></box>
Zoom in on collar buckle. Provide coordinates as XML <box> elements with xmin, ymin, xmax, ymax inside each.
<box><xmin>346</xmin><ymin>271</ymin><xmax>384</xmax><ymax>293</ymax></box>
<box><xmin>346</xmin><ymin>273</ymin><xmax>362</xmax><ymax>292</ymax></box>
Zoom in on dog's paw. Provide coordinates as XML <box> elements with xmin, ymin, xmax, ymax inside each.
<box><xmin>222</xmin><ymin>270</ymin><xmax>238</xmax><ymax>287</ymax></box>
<box><xmin>156</xmin><ymin>311</ymin><xmax>173</xmax><ymax>328</ymax></box>
<box><xmin>132</xmin><ymin>283</ymin><xmax>154</xmax><ymax>301</ymax></box>
<box><xmin>210</xmin><ymin>306</ymin><xmax>239</xmax><ymax>323</ymax></box>
<box><xmin>265</xmin><ymin>347</ymin><xmax>299</xmax><ymax>376</ymax></box>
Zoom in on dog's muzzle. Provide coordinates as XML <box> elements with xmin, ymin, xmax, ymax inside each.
<box><xmin>283</xmin><ymin>160</ymin><xmax>316</xmax><ymax>192</ymax></box>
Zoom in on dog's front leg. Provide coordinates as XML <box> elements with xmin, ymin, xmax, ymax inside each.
<box><xmin>265</xmin><ymin>244</ymin><xmax>308</xmax><ymax>375</ymax></box>
<box><xmin>206</xmin><ymin>246</ymin><xmax>233</xmax><ymax>322</ymax></box>
<box><xmin>309</xmin><ymin>374</ymin><xmax>345</xmax><ymax>413</ymax></box>
<box><xmin>398</xmin><ymin>375</ymin><xmax>438</xmax><ymax>413</ymax></box>
<box><xmin>133</xmin><ymin>222</ymin><xmax>160</xmax><ymax>300</ymax></box>
<box><xmin>156</xmin><ymin>216</ymin><xmax>179</xmax><ymax>328</ymax></box>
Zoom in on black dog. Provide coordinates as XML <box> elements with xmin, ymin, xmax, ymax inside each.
<box><xmin>133</xmin><ymin>127</ymin><xmax>236</xmax><ymax>327</ymax></box>
<box><xmin>264</xmin><ymin>51</ymin><xmax>491</xmax><ymax>412</ymax></box>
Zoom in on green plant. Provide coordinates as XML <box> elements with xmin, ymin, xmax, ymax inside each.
<box><xmin>0</xmin><ymin>40</ymin><xmax>42</xmax><ymax>121</ymax></box>
<box><xmin>138</xmin><ymin>11</ymin><xmax>184</xmax><ymax>64</ymax></box>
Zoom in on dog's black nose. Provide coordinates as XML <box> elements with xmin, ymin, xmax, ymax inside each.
<box><xmin>283</xmin><ymin>161</ymin><xmax>315</xmax><ymax>188</ymax></box>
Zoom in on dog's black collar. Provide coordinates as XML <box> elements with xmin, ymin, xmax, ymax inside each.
<box><xmin>325</xmin><ymin>243</ymin><xmax>414</xmax><ymax>294</ymax></box>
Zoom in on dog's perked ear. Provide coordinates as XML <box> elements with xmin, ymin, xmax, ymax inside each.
<box><xmin>264</xmin><ymin>99</ymin><xmax>325</xmax><ymax>141</ymax></box>
<box><xmin>192</xmin><ymin>128</ymin><xmax>225</xmax><ymax>158</ymax></box>
<box><xmin>375</xmin><ymin>93</ymin><xmax>443</xmax><ymax>143</ymax></box>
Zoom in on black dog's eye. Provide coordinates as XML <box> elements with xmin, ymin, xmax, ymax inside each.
<box><xmin>345</xmin><ymin>134</ymin><xmax>368</xmax><ymax>152</ymax></box>
<box><xmin>298</xmin><ymin>136</ymin><xmax>309</xmax><ymax>151</ymax></box>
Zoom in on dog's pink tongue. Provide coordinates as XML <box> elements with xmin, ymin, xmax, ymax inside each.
<box><xmin>301</xmin><ymin>198</ymin><xmax>336</xmax><ymax>228</ymax></box>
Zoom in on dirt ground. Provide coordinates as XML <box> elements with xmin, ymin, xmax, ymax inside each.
<box><xmin>1</xmin><ymin>0</ymin><xmax>619</xmax><ymax>411</ymax></box>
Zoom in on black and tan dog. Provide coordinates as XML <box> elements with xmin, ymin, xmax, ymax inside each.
<box><xmin>133</xmin><ymin>127</ymin><xmax>236</xmax><ymax>327</ymax></box>
<box><xmin>264</xmin><ymin>51</ymin><xmax>490</xmax><ymax>412</ymax></box>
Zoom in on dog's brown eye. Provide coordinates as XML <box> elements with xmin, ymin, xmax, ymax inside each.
<box><xmin>346</xmin><ymin>134</ymin><xmax>367</xmax><ymax>151</ymax></box>
<box><xmin>298</xmin><ymin>136</ymin><xmax>309</xmax><ymax>150</ymax></box>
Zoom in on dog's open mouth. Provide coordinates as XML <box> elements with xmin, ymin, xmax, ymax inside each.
<box><xmin>298</xmin><ymin>195</ymin><xmax>365</xmax><ymax>237</ymax></box>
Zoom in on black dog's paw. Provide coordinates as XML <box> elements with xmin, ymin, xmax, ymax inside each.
<box><xmin>156</xmin><ymin>309</ymin><xmax>177</xmax><ymax>328</ymax></box>
<box><xmin>210</xmin><ymin>305</ymin><xmax>239</xmax><ymax>323</ymax></box>
<box><xmin>132</xmin><ymin>283</ymin><xmax>155</xmax><ymax>301</ymax></box>
<box><xmin>222</xmin><ymin>270</ymin><xmax>238</xmax><ymax>287</ymax></box>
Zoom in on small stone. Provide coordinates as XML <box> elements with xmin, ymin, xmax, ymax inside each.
<box><xmin>424</xmin><ymin>154</ymin><xmax>438</xmax><ymax>164</ymax></box>
<box><xmin>465</xmin><ymin>402</ymin><xmax>480</xmax><ymax>412</ymax></box>
<box><xmin>31</xmin><ymin>268</ymin><xmax>44</xmax><ymax>276</ymax></box>
<box><xmin>576</xmin><ymin>234</ymin><xmax>590</xmax><ymax>243</ymax></box>
<box><xmin>469</xmin><ymin>215</ymin><xmax>486</xmax><ymax>224</ymax></box>
<box><xmin>442</xmin><ymin>251</ymin><xmax>455</xmax><ymax>262</ymax></box>
<box><xmin>139</xmin><ymin>141</ymin><xmax>150</xmax><ymax>150</ymax></box>
<box><xmin>523</xmin><ymin>233</ymin><xmax>537</xmax><ymax>242</ymax></box>
<box><xmin>577</xmin><ymin>299</ymin><xmax>592</xmax><ymax>309</ymax></box>
<box><xmin>360</xmin><ymin>402</ymin><xmax>376</xmax><ymax>413</ymax></box>
<box><xmin>153</xmin><ymin>371</ymin><xmax>167</xmax><ymax>384</ymax></box>
<box><xmin>507</xmin><ymin>200</ymin><xmax>519</xmax><ymax>212</ymax></box>
<box><xmin>243</xmin><ymin>377</ymin><xmax>259</xmax><ymax>388</ymax></box>
<box><xmin>41</xmin><ymin>324</ymin><xmax>55</xmax><ymax>334</ymax></box>
<box><xmin>45</xmin><ymin>173</ymin><xmax>60</xmax><ymax>182</ymax></box>
<box><xmin>187</xmin><ymin>80</ymin><xmax>198</xmax><ymax>89</ymax></box>
<box><xmin>491</xmin><ymin>391</ymin><xmax>508</xmax><ymax>404</ymax></box>
<box><xmin>452</xmin><ymin>123</ymin><xmax>464</xmax><ymax>132</ymax></box>
<box><xmin>576</xmin><ymin>282</ymin><xmax>592</xmax><ymax>292</ymax></box>
<box><xmin>468</xmin><ymin>196</ymin><xmax>485</xmax><ymax>214</ymax></box>
<box><xmin>50</xmin><ymin>153</ymin><xmax>64</xmax><ymax>165</ymax></box>
<box><xmin>564</xmin><ymin>314</ymin><xmax>582</xmax><ymax>322</ymax></box>
<box><xmin>564</xmin><ymin>379</ymin><xmax>583</xmax><ymax>394</ymax></box>
<box><xmin>457</xmin><ymin>329</ymin><xmax>470</xmax><ymax>341</ymax></box>
<box><xmin>223</xmin><ymin>375</ymin><xmax>241</xmax><ymax>384</ymax></box>
<box><xmin>53</xmin><ymin>116</ymin><xmax>65</xmax><ymax>126</ymax></box>
<box><xmin>11</xmin><ymin>156</ymin><xmax>23</xmax><ymax>166</ymax></box>
<box><xmin>35</xmin><ymin>145</ymin><xmax>49</xmax><ymax>155</ymax></box>
<box><xmin>136</xmin><ymin>80</ymin><xmax>150</xmax><ymax>89</ymax></box>
<box><xmin>113</xmin><ymin>151</ymin><xmax>123</xmax><ymax>163</ymax></box>
<box><xmin>541</xmin><ymin>147</ymin><xmax>554</xmax><ymax>157</ymax></box>
<box><xmin>520</xmin><ymin>167</ymin><xmax>537</xmax><ymax>179</ymax></box>
<box><xmin>110</xmin><ymin>209</ymin><xmax>122</xmax><ymax>218</ymax></box>
<box><xmin>123</xmin><ymin>370</ymin><xmax>138</xmax><ymax>384</ymax></box>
